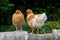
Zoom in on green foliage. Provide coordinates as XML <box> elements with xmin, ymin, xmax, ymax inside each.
<box><xmin>46</xmin><ymin>5</ymin><xmax>60</xmax><ymax>21</ymax></box>
<box><xmin>0</xmin><ymin>21</ymin><xmax>60</xmax><ymax>34</ymax></box>
<box><xmin>0</xmin><ymin>0</ymin><xmax>60</xmax><ymax>25</ymax></box>
<box><xmin>39</xmin><ymin>21</ymin><xmax>60</xmax><ymax>34</ymax></box>
<box><xmin>0</xmin><ymin>0</ymin><xmax>14</xmax><ymax>11</ymax></box>
<box><xmin>48</xmin><ymin>21</ymin><xmax>60</xmax><ymax>29</ymax></box>
<box><xmin>0</xmin><ymin>0</ymin><xmax>14</xmax><ymax>25</ymax></box>
<box><xmin>0</xmin><ymin>25</ymin><xmax>15</xmax><ymax>32</ymax></box>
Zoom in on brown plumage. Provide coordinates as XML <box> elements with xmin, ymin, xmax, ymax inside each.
<box><xmin>26</xmin><ymin>9</ymin><xmax>47</xmax><ymax>34</ymax></box>
<box><xmin>12</xmin><ymin>9</ymin><xmax>24</xmax><ymax>31</ymax></box>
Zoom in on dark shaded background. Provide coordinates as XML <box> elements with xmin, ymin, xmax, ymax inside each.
<box><xmin>0</xmin><ymin>0</ymin><xmax>60</xmax><ymax>25</ymax></box>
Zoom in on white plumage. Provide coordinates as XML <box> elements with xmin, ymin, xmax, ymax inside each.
<box><xmin>29</xmin><ymin>13</ymin><xmax>47</xmax><ymax>28</ymax></box>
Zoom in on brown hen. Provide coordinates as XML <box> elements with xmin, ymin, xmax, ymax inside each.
<box><xmin>12</xmin><ymin>9</ymin><xmax>24</xmax><ymax>31</ymax></box>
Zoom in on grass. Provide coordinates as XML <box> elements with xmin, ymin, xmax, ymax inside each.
<box><xmin>0</xmin><ymin>21</ymin><xmax>60</xmax><ymax>34</ymax></box>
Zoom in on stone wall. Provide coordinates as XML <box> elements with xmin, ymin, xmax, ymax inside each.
<box><xmin>0</xmin><ymin>29</ymin><xmax>60</xmax><ymax>40</ymax></box>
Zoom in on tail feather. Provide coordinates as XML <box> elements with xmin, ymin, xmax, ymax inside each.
<box><xmin>38</xmin><ymin>13</ymin><xmax>47</xmax><ymax>22</ymax></box>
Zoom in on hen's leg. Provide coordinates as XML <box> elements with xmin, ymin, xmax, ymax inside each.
<box><xmin>31</xmin><ymin>28</ymin><xmax>34</xmax><ymax>33</ymax></box>
<box><xmin>16</xmin><ymin>26</ymin><xmax>18</xmax><ymax>31</ymax></box>
<box><xmin>37</xmin><ymin>27</ymin><xmax>39</xmax><ymax>34</ymax></box>
<box><xmin>20</xmin><ymin>26</ymin><xmax>22</xmax><ymax>31</ymax></box>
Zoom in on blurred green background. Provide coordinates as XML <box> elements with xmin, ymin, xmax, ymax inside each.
<box><xmin>0</xmin><ymin>0</ymin><xmax>60</xmax><ymax>34</ymax></box>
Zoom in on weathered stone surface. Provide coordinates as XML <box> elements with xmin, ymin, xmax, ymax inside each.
<box><xmin>0</xmin><ymin>29</ymin><xmax>60</xmax><ymax>40</ymax></box>
<box><xmin>28</xmin><ymin>29</ymin><xmax>60</xmax><ymax>40</ymax></box>
<box><xmin>28</xmin><ymin>33</ymin><xmax>53</xmax><ymax>40</ymax></box>
<box><xmin>0</xmin><ymin>31</ymin><xmax>28</xmax><ymax>40</ymax></box>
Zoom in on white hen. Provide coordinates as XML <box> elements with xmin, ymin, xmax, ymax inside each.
<box><xmin>26</xmin><ymin>9</ymin><xmax>47</xmax><ymax>34</ymax></box>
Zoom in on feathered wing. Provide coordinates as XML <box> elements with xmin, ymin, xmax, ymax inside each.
<box><xmin>27</xmin><ymin>14</ymin><xmax>36</xmax><ymax>28</ymax></box>
<box><xmin>33</xmin><ymin>13</ymin><xmax>47</xmax><ymax>27</ymax></box>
